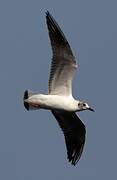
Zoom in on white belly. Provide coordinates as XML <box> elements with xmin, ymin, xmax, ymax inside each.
<box><xmin>28</xmin><ymin>94</ymin><xmax>78</xmax><ymax>112</ymax></box>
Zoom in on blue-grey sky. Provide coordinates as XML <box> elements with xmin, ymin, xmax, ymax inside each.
<box><xmin>0</xmin><ymin>0</ymin><xmax>117</xmax><ymax>179</ymax></box>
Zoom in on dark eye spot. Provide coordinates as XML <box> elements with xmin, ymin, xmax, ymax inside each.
<box><xmin>78</xmin><ymin>102</ymin><xmax>81</xmax><ymax>107</ymax></box>
<box><xmin>83</xmin><ymin>103</ymin><xmax>86</xmax><ymax>106</ymax></box>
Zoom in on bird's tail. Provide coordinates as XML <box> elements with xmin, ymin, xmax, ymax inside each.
<box><xmin>23</xmin><ymin>90</ymin><xmax>38</xmax><ymax>111</ymax></box>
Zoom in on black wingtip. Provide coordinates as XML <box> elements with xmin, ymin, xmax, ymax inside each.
<box><xmin>23</xmin><ymin>90</ymin><xmax>29</xmax><ymax>111</ymax></box>
<box><xmin>45</xmin><ymin>10</ymin><xmax>50</xmax><ymax>18</ymax></box>
<box><xmin>71</xmin><ymin>162</ymin><xmax>76</xmax><ymax>166</ymax></box>
<box><xmin>45</xmin><ymin>11</ymin><xmax>53</xmax><ymax>21</ymax></box>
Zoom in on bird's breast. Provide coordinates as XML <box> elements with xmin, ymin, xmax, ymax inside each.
<box><xmin>30</xmin><ymin>94</ymin><xmax>78</xmax><ymax>111</ymax></box>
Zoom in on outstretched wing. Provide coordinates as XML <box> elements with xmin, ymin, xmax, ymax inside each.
<box><xmin>51</xmin><ymin>110</ymin><xmax>86</xmax><ymax>165</ymax></box>
<box><xmin>46</xmin><ymin>11</ymin><xmax>77</xmax><ymax>96</ymax></box>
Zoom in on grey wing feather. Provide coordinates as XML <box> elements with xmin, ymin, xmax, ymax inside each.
<box><xmin>46</xmin><ymin>11</ymin><xmax>77</xmax><ymax>96</ymax></box>
<box><xmin>51</xmin><ymin>110</ymin><xmax>86</xmax><ymax>166</ymax></box>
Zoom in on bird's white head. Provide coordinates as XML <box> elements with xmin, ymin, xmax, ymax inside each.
<box><xmin>78</xmin><ymin>101</ymin><xmax>94</xmax><ymax>112</ymax></box>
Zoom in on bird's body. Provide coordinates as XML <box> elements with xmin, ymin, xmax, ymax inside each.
<box><xmin>26</xmin><ymin>94</ymin><xmax>79</xmax><ymax>111</ymax></box>
<box><xmin>23</xmin><ymin>11</ymin><xmax>94</xmax><ymax>166</ymax></box>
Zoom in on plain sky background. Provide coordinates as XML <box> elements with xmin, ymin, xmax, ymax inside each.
<box><xmin>0</xmin><ymin>0</ymin><xmax>117</xmax><ymax>179</ymax></box>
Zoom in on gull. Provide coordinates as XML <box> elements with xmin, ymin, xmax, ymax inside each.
<box><xmin>23</xmin><ymin>11</ymin><xmax>94</xmax><ymax>166</ymax></box>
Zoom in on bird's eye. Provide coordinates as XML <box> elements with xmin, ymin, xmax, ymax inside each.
<box><xmin>83</xmin><ymin>103</ymin><xmax>86</xmax><ymax>106</ymax></box>
<box><xmin>78</xmin><ymin>102</ymin><xmax>81</xmax><ymax>107</ymax></box>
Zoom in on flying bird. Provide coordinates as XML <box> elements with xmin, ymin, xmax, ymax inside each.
<box><xmin>23</xmin><ymin>11</ymin><xmax>94</xmax><ymax>166</ymax></box>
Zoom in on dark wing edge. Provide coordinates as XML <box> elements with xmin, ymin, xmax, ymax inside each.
<box><xmin>45</xmin><ymin>11</ymin><xmax>73</xmax><ymax>55</ymax></box>
<box><xmin>51</xmin><ymin>110</ymin><xmax>86</xmax><ymax>166</ymax></box>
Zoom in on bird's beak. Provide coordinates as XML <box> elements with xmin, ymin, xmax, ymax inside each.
<box><xmin>88</xmin><ymin>107</ymin><xmax>95</xmax><ymax>112</ymax></box>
